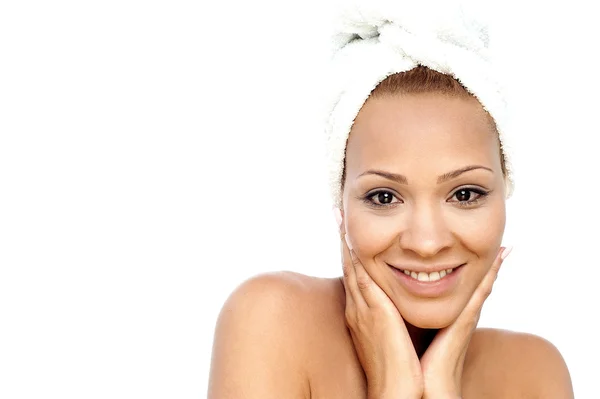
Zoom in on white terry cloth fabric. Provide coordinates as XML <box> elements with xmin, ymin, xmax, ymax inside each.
<box><xmin>323</xmin><ymin>0</ymin><xmax>514</xmax><ymax>208</ymax></box>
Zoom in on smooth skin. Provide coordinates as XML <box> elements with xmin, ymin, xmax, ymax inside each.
<box><xmin>341</xmin><ymin>218</ymin><xmax>508</xmax><ymax>398</ymax></box>
<box><xmin>208</xmin><ymin>94</ymin><xmax>574</xmax><ymax>398</ymax></box>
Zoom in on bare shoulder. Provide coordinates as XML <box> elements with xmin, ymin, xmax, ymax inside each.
<box><xmin>216</xmin><ymin>271</ymin><xmax>343</xmax><ymax>328</ymax></box>
<box><xmin>467</xmin><ymin>328</ymin><xmax>574</xmax><ymax>398</ymax></box>
<box><xmin>208</xmin><ymin>271</ymin><xmax>343</xmax><ymax>399</ymax></box>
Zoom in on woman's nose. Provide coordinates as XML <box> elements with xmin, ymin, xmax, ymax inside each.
<box><xmin>398</xmin><ymin>203</ymin><xmax>454</xmax><ymax>258</ymax></box>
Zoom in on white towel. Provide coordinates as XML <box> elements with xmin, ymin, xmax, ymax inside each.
<box><xmin>323</xmin><ymin>0</ymin><xmax>514</xmax><ymax>208</ymax></box>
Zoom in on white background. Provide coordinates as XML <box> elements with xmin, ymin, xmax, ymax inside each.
<box><xmin>1</xmin><ymin>0</ymin><xmax>597</xmax><ymax>397</ymax></box>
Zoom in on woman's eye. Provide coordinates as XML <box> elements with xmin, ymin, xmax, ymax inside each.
<box><xmin>365</xmin><ymin>190</ymin><xmax>401</xmax><ymax>206</ymax></box>
<box><xmin>455</xmin><ymin>189</ymin><xmax>475</xmax><ymax>202</ymax></box>
<box><xmin>449</xmin><ymin>188</ymin><xmax>488</xmax><ymax>205</ymax></box>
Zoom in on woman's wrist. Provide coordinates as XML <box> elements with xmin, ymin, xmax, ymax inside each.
<box><xmin>367</xmin><ymin>382</ymin><xmax>421</xmax><ymax>399</ymax></box>
<box><xmin>422</xmin><ymin>391</ymin><xmax>462</xmax><ymax>399</ymax></box>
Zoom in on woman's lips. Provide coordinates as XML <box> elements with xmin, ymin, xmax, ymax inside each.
<box><xmin>388</xmin><ymin>263</ymin><xmax>465</xmax><ymax>297</ymax></box>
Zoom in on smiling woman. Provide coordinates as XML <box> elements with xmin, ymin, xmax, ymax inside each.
<box><xmin>342</xmin><ymin>69</ymin><xmax>507</xmax><ymax>331</ymax></box>
<box><xmin>207</xmin><ymin>1</ymin><xmax>574</xmax><ymax>398</ymax></box>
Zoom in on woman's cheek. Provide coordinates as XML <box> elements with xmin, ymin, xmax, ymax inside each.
<box><xmin>454</xmin><ymin>206</ymin><xmax>505</xmax><ymax>268</ymax></box>
<box><xmin>349</xmin><ymin>212</ymin><xmax>402</xmax><ymax>256</ymax></box>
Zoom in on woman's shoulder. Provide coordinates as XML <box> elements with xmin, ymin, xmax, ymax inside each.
<box><xmin>466</xmin><ymin>328</ymin><xmax>573</xmax><ymax>397</ymax></box>
<box><xmin>214</xmin><ymin>270</ymin><xmax>342</xmax><ymax>336</ymax></box>
<box><xmin>224</xmin><ymin>271</ymin><xmax>348</xmax><ymax>335</ymax></box>
<box><xmin>222</xmin><ymin>271</ymin><xmax>344</xmax><ymax>317</ymax></box>
<box><xmin>208</xmin><ymin>271</ymin><xmax>345</xmax><ymax>398</ymax></box>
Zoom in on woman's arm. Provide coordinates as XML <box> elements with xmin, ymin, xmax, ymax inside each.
<box><xmin>207</xmin><ymin>272</ymin><xmax>310</xmax><ymax>399</ymax></box>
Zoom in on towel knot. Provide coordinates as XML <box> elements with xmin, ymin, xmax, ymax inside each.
<box><xmin>331</xmin><ymin>0</ymin><xmax>491</xmax><ymax>56</ymax></box>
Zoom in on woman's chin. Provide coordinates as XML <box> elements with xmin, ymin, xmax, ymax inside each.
<box><xmin>398</xmin><ymin>304</ymin><xmax>460</xmax><ymax>330</ymax></box>
<box><xmin>403</xmin><ymin>316</ymin><xmax>451</xmax><ymax>329</ymax></box>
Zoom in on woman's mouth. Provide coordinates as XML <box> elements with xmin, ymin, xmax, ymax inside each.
<box><xmin>399</xmin><ymin>267</ymin><xmax>458</xmax><ymax>282</ymax></box>
<box><xmin>388</xmin><ymin>263</ymin><xmax>465</xmax><ymax>297</ymax></box>
<box><xmin>388</xmin><ymin>263</ymin><xmax>465</xmax><ymax>282</ymax></box>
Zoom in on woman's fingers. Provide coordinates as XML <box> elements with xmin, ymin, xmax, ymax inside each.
<box><xmin>455</xmin><ymin>246</ymin><xmax>511</xmax><ymax>331</ymax></box>
<box><xmin>470</xmin><ymin>246</ymin><xmax>508</xmax><ymax>310</ymax></box>
<box><xmin>338</xmin><ymin>214</ymin><xmax>397</xmax><ymax>312</ymax></box>
<box><xmin>420</xmin><ymin>247</ymin><xmax>512</xmax><ymax>397</ymax></box>
<box><xmin>343</xmin><ymin>233</ymin><xmax>396</xmax><ymax>311</ymax></box>
<box><xmin>341</xmin><ymin>230</ymin><xmax>367</xmax><ymax>309</ymax></box>
<box><xmin>337</xmin><ymin>212</ymin><xmax>423</xmax><ymax>397</ymax></box>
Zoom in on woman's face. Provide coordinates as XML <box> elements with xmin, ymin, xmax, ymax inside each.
<box><xmin>342</xmin><ymin>93</ymin><xmax>506</xmax><ymax>329</ymax></box>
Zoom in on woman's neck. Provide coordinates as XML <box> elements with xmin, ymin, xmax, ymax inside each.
<box><xmin>405</xmin><ymin>322</ymin><xmax>438</xmax><ymax>358</ymax></box>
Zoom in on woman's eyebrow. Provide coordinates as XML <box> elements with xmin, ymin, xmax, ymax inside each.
<box><xmin>437</xmin><ymin>165</ymin><xmax>493</xmax><ymax>183</ymax></box>
<box><xmin>358</xmin><ymin>170</ymin><xmax>408</xmax><ymax>184</ymax></box>
<box><xmin>358</xmin><ymin>165</ymin><xmax>493</xmax><ymax>184</ymax></box>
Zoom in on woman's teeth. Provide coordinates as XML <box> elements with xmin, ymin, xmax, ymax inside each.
<box><xmin>402</xmin><ymin>268</ymin><xmax>454</xmax><ymax>282</ymax></box>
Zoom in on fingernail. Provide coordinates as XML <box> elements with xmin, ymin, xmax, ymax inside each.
<box><xmin>332</xmin><ymin>207</ymin><xmax>342</xmax><ymax>228</ymax></box>
<box><xmin>500</xmin><ymin>246</ymin><xmax>513</xmax><ymax>260</ymax></box>
<box><xmin>344</xmin><ymin>233</ymin><xmax>353</xmax><ymax>250</ymax></box>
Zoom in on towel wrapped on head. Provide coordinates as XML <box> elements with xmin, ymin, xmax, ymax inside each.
<box><xmin>323</xmin><ymin>0</ymin><xmax>513</xmax><ymax>208</ymax></box>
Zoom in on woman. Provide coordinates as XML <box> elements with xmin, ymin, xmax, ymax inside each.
<box><xmin>208</xmin><ymin>2</ymin><xmax>573</xmax><ymax>398</ymax></box>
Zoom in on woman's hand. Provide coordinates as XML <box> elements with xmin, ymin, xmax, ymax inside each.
<box><xmin>338</xmin><ymin>213</ymin><xmax>423</xmax><ymax>399</ymax></box>
<box><xmin>419</xmin><ymin>246</ymin><xmax>512</xmax><ymax>399</ymax></box>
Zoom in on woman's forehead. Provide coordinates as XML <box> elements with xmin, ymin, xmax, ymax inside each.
<box><xmin>346</xmin><ymin>94</ymin><xmax>500</xmax><ymax>170</ymax></box>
